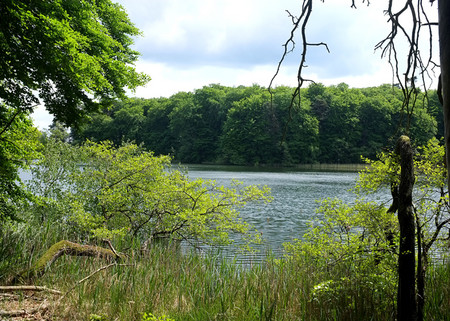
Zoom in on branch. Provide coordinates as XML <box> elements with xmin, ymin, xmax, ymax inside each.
<box><xmin>17</xmin><ymin>240</ymin><xmax>124</xmax><ymax>281</ymax></box>
<box><xmin>59</xmin><ymin>262</ymin><xmax>131</xmax><ymax>301</ymax></box>
<box><xmin>0</xmin><ymin>285</ymin><xmax>62</xmax><ymax>295</ymax></box>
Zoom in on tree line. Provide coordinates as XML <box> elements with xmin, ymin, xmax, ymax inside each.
<box><xmin>71</xmin><ymin>83</ymin><xmax>443</xmax><ymax>165</ymax></box>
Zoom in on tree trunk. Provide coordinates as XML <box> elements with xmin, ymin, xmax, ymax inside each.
<box><xmin>439</xmin><ymin>0</ymin><xmax>450</xmax><ymax>192</ymax></box>
<box><xmin>395</xmin><ymin>135</ymin><xmax>417</xmax><ymax>321</ymax></box>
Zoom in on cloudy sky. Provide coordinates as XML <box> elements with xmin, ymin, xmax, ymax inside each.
<box><xmin>120</xmin><ymin>0</ymin><xmax>392</xmax><ymax>98</ymax></box>
<box><xmin>32</xmin><ymin>0</ymin><xmax>439</xmax><ymax>129</ymax></box>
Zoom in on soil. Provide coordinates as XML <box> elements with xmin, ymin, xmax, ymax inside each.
<box><xmin>0</xmin><ymin>292</ymin><xmax>55</xmax><ymax>320</ymax></box>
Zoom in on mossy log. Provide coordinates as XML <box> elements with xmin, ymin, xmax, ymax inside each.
<box><xmin>19</xmin><ymin>240</ymin><xmax>123</xmax><ymax>281</ymax></box>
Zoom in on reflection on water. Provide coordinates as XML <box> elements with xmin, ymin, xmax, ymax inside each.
<box><xmin>185</xmin><ymin>165</ymin><xmax>362</xmax><ymax>262</ymax></box>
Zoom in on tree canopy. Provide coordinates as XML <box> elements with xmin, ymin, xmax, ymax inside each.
<box><xmin>0</xmin><ymin>0</ymin><xmax>149</xmax><ymax>220</ymax></box>
<box><xmin>0</xmin><ymin>0</ymin><xmax>149</xmax><ymax>126</ymax></box>
<box><xmin>72</xmin><ymin>83</ymin><xmax>441</xmax><ymax>165</ymax></box>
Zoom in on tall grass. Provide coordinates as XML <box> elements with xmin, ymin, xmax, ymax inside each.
<box><xmin>1</xmin><ymin>226</ymin><xmax>449</xmax><ymax>320</ymax></box>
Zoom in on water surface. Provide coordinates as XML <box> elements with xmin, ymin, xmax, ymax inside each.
<box><xmin>185</xmin><ymin>165</ymin><xmax>360</xmax><ymax>260</ymax></box>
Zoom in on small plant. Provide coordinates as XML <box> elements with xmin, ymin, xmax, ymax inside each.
<box><xmin>89</xmin><ymin>314</ymin><xmax>108</xmax><ymax>321</ymax></box>
<box><xmin>141</xmin><ymin>312</ymin><xmax>175</xmax><ymax>321</ymax></box>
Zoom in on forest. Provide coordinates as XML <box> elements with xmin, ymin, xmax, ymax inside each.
<box><xmin>71</xmin><ymin>83</ymin><xmax>443</xmax><ymax>165</ymax></box>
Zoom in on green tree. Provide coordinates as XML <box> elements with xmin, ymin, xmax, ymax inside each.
<box><xmin>167</xmin><ymin>92</ymin><xmax>201</xmax><ymax>162</ymax></box>
<box><xmin>110</xmin><ymin>99</ymin><xmax>146</xmax><ymax>144</ymax></box>
<box><xmin>270</xmin><ymin>86</ymin><xmax>319</xmax><ymax>163</ymax></box>
<box><xmin>0</xmin><ymin>0</ymin><xmax>149</xmax><ymax>220</ymax></box>
<box><xmin>0</xmin><ymin>109</ymin><xmax>40</xmax><ymax>221</ymax></box>
<box><xmin>190</xmin><ymin>84</ymin><xmax>230</xmax><ymax>163</ymax></box>
<box><xmin>24</xmin><ymin>141</ymin><xmax>271</xmax><ymax>247</ymax></box>
<box><xmin>0</xmin><ymin>0</ymin><xmax>148</xmax><ymax>127</ymax></box>
<box><xmin>285</xmin><ymin>137</ymin><xmax>450</xmax><ymax>320</ymax></box>
<box><xmin>220</xmin><ymin>93</ymin><xmax>280</xmax><ymax>165</ymax></box>
<box><xmin>357</xmin><ymin>96</ymin><xmax>395</xmax><ymax>159</ymax></box>
<box><xmin>141</xmin><ymin>98</ymin><xmax>175</xmax><ymax>156</ymax></box>
<box><xmin>316</xmin><ymin>83</ymin><xmax>364</xmax><ymax>163</ymax></box>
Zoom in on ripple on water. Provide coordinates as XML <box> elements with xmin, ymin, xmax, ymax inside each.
<box><xmin>186</xmin><ymin>167</ymin><xmax>362</xmax><ymax>262</ymax></box>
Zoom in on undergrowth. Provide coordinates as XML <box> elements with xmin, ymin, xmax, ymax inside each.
<box><xmin>0</xmin><ymin>224</ymin><xmax>449</xmax><ymax>320</ymax></box>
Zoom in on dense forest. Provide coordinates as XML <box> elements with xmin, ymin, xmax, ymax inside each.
<box><xmin>72</xmin><ymin>83</ymin><xmax>443</xmax><ymax>165</ymax></box>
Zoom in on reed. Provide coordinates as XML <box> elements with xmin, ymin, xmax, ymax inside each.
<box><xmin>1</xmin><ymin>227</ymin><xmax>449</xmax><ymax>320</ymax></box>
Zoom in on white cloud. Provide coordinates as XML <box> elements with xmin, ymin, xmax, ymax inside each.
<box><xmin>32</xmin><ymin>0</ymin><xmax>440</xmax><ymax>129</ymax></box>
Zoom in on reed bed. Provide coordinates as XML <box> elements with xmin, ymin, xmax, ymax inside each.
<box><xmin>1</xmin><ymin>226</ymin><xmax>449</xmax><ymax>320</ymax></box>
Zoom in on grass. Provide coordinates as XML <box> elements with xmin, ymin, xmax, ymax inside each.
<box><xmin>1</xmin><ymin>226</ymin><xmax>449</xmax><ymax>320</ymax></box>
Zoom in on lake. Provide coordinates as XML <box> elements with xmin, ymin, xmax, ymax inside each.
<box><xmin>184</xmin><ymin>165</ymin><xmax>364</xmax><ymax>261</ymax></box>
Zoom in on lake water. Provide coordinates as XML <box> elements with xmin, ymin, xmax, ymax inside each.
<box><xmin>185</xmin><ymin>165</ymin><xmax>363</xmax><ymax>261</ymax></box>
<box><xmin>20</xmin><ymin>165</ymin><xmax>374</xmax><ymax>261</ymax></box>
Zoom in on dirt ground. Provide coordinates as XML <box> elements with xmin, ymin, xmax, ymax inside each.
<box><xmin>0</xmin><ymin>292</ymin><xmax>56</xmax><ymax>321</ymax></box>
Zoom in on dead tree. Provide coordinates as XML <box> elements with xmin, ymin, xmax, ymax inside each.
<box><xmin>439</xmin><ymin>0</ymin><xmax>450</xmax><ymax>192</ymax></box>
<box><xmin>271</xmin><ymin>1</ymin><xmax>448</xmax><ymax>320</ymax></box>
<box><xmin>394</xmin><ymin>135</ymin><xmax>417</xmax><ymax>321</ymax></box>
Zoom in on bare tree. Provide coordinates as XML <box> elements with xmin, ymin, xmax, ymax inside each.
<box><xmin>271</xmin><ymin>1</ymin><xmax>448</xmax><ymax>320</ymax></box>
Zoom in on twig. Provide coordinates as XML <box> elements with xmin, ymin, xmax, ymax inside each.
<box><xmin>0</xmin><ymin>306</ymin><xmax>45</xmax><ymax>317</ymax></box>
<box><xmin>59</xmin><ymin>263</ymin><xmax>132</xmax><ymax>301</ymax></box>
<box><xmin>103</xmin><ymin>239</ymin><xmax>121</xmax><ymax>259</ymax></box>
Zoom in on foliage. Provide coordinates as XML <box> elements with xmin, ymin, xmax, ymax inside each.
<box><xmin>1</xmin><ymin>169</ymin><xmax>449</xmax><ymax>320</ymax></box>
<box><xmin>0</xmin><ymin>108</ymin><xmax>41</xmax><ymax>221</ymax></box>
<box><xmin>284</xmin><ymin>138</ymin><xmax>450</xmax><ymax>319</ymax></box>
<box><xmin>284</xmin><ymin>198</ymin><xmax>399</xmax><ymax>311</ymax></box>
<box><xmin>0</xmin><ymin>0</ymin><xmax>149</xmax><ymax>221</ymax></box>
<box><xmin>23</xmin><ymin>140</ymin><xmax>271</xmax><ymax>247</ymax></box>
<box><xmin>141</xmin><ymin>312</ymin><xmax>175</xmax><ymax>321</ymax></box>
<box><xmin>24</xmin><ymin>137</ymin><xmax>83</xmax><ymax>226</ymax></box>
<box><xmin>72</xmin><ymin>83</ymin><xmax>441</xmax><ymax>165</ymax></box>
<box><xmin>0</xmin><ymin>0</ymin><xmax>149</xmax><ymax>127</ymax></box>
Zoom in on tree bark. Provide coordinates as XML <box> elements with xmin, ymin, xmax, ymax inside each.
<box><xmin>395</xmin><ymin>135</ymin><xmax>417</xmax><ymax>321</ymax></box>
<box><xmin>439</xmin><ymin>0</ymin><xmax>450</xmax><ymax>193</ymax></box>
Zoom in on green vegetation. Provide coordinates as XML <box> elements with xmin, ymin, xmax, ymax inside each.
<box><xmin>0</xmin><ymin>222</ymin><xmax>449</xmax><ymax>320</ymax></box>
<box><xmin>25</xmin><ymin>139</ymin><xmax>270</xmax><ymax>247</ymax></box>
<box><xmin>0</xmin><ymin>0</ymin><xmax>149</xmax><ymax>221</ymax></box>
<box><xmin>72</xmin><ymin>83</ymin><xmax>441</xmax><ymax>166</ymax></box>
<box><xmin>1</xmin><ymin>1</ymin><xmax>450</xmax><ymax>320</ymax></box>
<box><xmin>1</xmin><ymin>137</ymin><xmax>450</xmax><ymax>320</ymax></box>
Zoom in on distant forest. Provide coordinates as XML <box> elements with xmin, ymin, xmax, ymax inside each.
<box><xmin>71</xmin><ymin>83</ymin><xmax>443</xmax><ymax>165</ymax></box>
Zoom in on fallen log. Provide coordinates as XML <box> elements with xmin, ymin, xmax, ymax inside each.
<box><xmin>16</xmin><ymin>240</ymin><xmax>124</xmax><ymax>282</ymax></box>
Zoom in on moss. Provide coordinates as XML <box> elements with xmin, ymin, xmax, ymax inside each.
<box><xmin>17</xmin><ymin>240</ymin><xmax>122</xmax><ymax>282</ymax></box>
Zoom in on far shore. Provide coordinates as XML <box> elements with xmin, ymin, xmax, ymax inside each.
<box><xmin>182</xmin><ymin>163</ymin><xmax>370</xmax><ymax>173</ymax></box>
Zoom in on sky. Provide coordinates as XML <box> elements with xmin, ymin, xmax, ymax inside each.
<box><xmin>32</xmin><ymin>0</ymin><xmax>440</xmax><ymax>129</ymax></box>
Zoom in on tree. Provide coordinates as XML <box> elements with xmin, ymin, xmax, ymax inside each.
<box><xmin>439</xmin><ymin>1</ymin><xmax>450</xmax><ymax>192</ymax></box>
<box><xmin>0</xmin><ymin>110</ymin><xmax>40</xmax><ymax>221</ymax></box>
<box><xmin>392</xmin><ymin>136</ymin><xmax>417</xmax><ymax>321</ymax></box>
<box><xmin>0</xmin><ymin>0</ymin><xmax>149</xmax><ymax>220</ymax></box>
<box><xmin>271</xmin><ymin>1</ymin><xmax>448</xmax><ymax>320</ymax></box>
<box><xmin>284</xmin><ymin>138</ymin><xmax>450</xmax><ymax>320</ymax></box>
<box><xmin>23</xmin><ymin>141</ymin><xmax>271</xmax><ymax>247</ymax></box>
<box><xmin>220</xmin><ymin>93</ymin><xmax>280</xmax><ymax>165</ymax></box>
<box><xmin>271</xmin><ymin>0</ymin><xmax>448</xmax><ymax>183</ymax></box>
